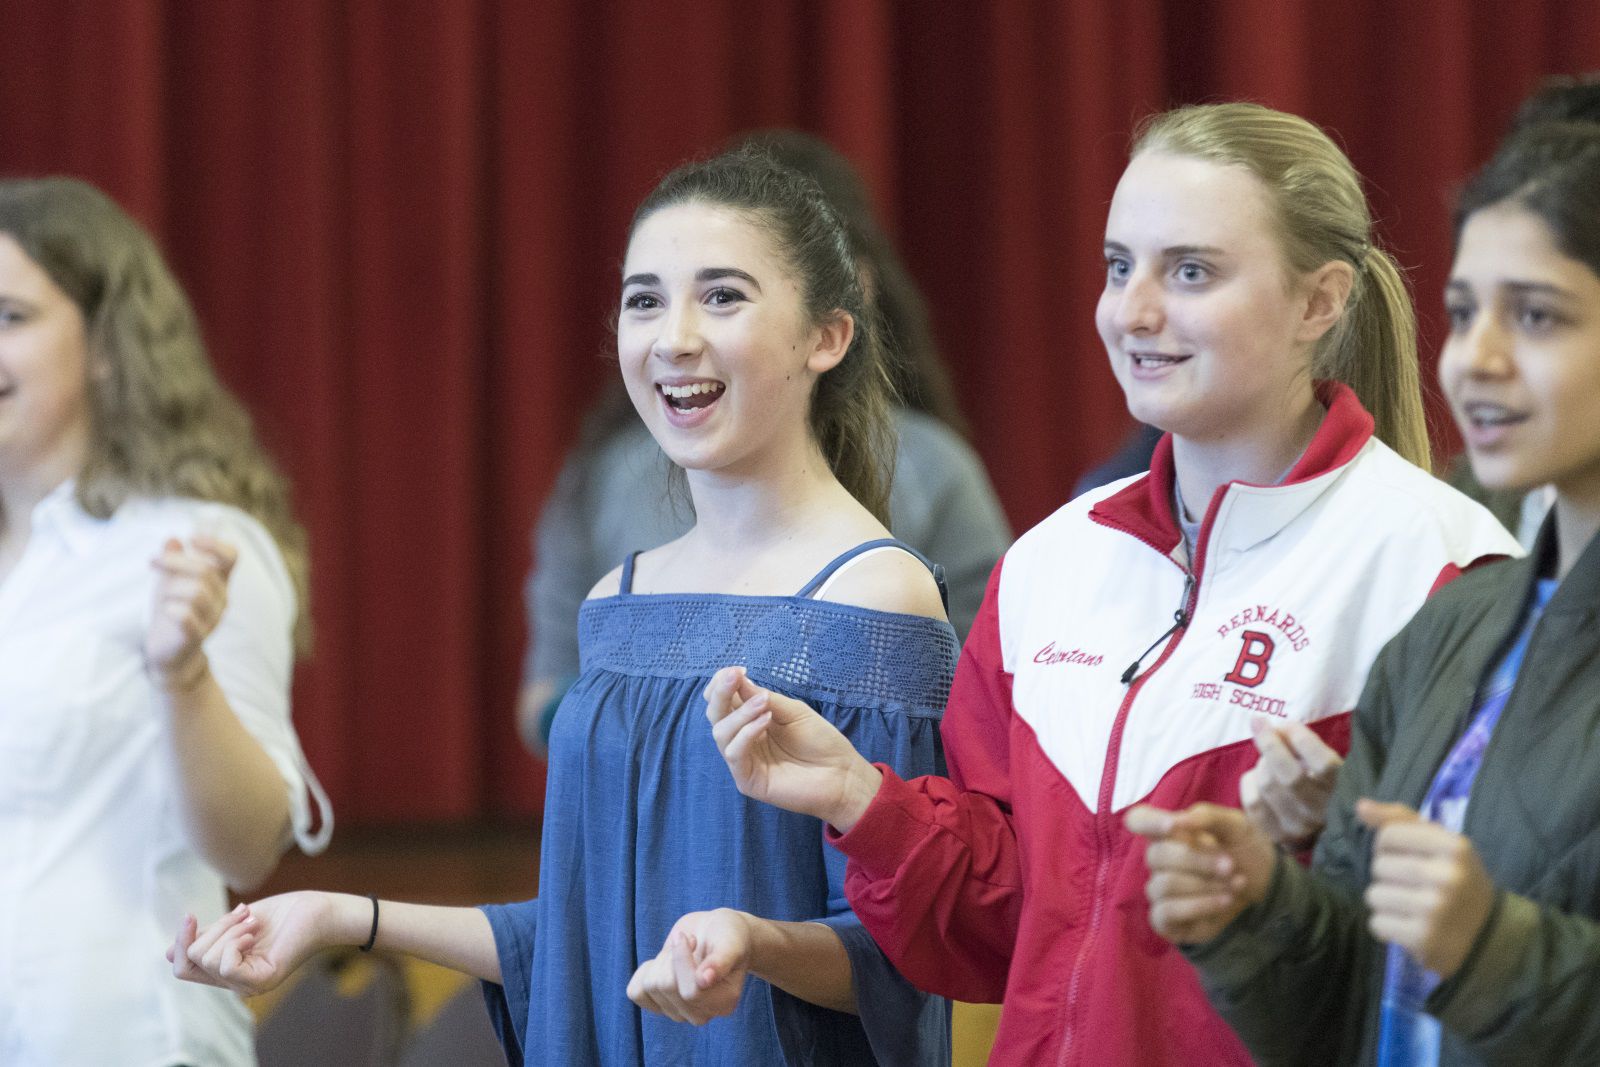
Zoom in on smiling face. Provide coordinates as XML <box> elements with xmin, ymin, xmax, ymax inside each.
<box><xmin>0</xmin><ymin>232</ymin><xmax>95</xmax><ymax>490</ymax></box>
<box><xmin>1440</xmin><ymin>202</ymin><xmax>1600</xmax><ymax>500</ymax></box>
<box><xmin>1095</xmin><ymin>151</ymin><xmax>1327</xmax><ymax>446</ymax></box>
<box><xmin>617</xmin><ymin>200</ymin><xmax>849</xmax><ymax>478</ymax></box>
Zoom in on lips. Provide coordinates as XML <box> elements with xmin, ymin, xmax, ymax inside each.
<box><xmin>1460</xmin><ymin>400</ymin><xmax>1527</xmax><ymax>429</ymax></box>
<box><xmin>1125</xmin><ymin>351</ymin><xmax>1191</xmax><ymax>379</ymax></box>
<box><xmin>1130</xmin><ymin>353</ymin><xmax>1189</xmax><ymax>366</ymax></box>
<box><xmin>659</xmin><ymin>380</ymin><xmax>725</xmax><ymax>411</ymax></box>
<box><xmin>1456</xmin><ymin>399</ymin><xmax>1530</xmax><ymax>451</ymax></box>
<box><xmin>654</xmin><ymin>379</ymin><xmax>726</xmax><ymax>428</ymax></box>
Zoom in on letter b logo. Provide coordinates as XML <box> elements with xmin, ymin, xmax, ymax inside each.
<box><xmin>1223</xmin><ymin>630</ymin><xmax>1275</xmax><ymax>688</ymax></box>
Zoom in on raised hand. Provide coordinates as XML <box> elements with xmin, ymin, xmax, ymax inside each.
<box><xmin>1358</xmin><ymin>800</ymin><xmax>1496</xmax><ymax>978</ymax></box>
<box><xmin>168</xmin><ymin>891</ymin><xmax>334</xmax><ymax>996</ymax></box>
<box><xmin>1239</xmin><ymin>718</ymin><xmax>1344</xmax><ymax>849</ymax></box>
<box><xmin>627</xmin><ymin>909</ymin><xmax>755</xmax><ymax>1025</ymax></box>
<box><xmin>146</xmin><ymin>534</ymin><xmax>238</xmax><ymax>690</ymax></box>
<box><xmin>1127</xmin><ymin>802</ymin><xmax>1278</xmax><ymax>945</ymax></box>
<box><xmin>704</xmin><ymin>667</ymin><xmax>881</xmax><ymax>831</ymax></box>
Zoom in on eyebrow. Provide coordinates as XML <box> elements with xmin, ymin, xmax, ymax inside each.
<box><xmin>697</xmin><ymin>267</ymin><xmax>762</xmax><ymax>291</ymax></box>
<box><xmin>1504</xmin><ymin>281</ymin><xmax>1576</xmax><ymax>300</ymax></box>
<box><xmin>1447</xmin><ymin>278</ymin><xmax>1577</xmax><ymax>300</ymax></box>
<box><xmin>620</xmin><ymin>267</ymin><xmax>764</xmax><ymax>292</ymax></box>
<box><xmin>1102</xmin><ymin>241</ymin><xmax>1229</xmax><ymax>258</ymax></box>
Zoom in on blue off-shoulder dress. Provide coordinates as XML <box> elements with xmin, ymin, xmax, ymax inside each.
<box><xmin>480</xmin><ymin>540</ymin><xmax>958</xmax><ymax>1066</ymax></box>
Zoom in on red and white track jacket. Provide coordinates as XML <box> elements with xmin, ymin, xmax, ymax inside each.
<box><xmin>829</xmin><ymin>385</ymin><xmax>1521</xmax><ymax>1066</ymax></box>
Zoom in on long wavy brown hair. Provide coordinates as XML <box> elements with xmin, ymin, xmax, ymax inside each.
<box><xmin>0</xmin><ymin>177</ymin><xmax>311</xmax><ymax>652</ymax></box>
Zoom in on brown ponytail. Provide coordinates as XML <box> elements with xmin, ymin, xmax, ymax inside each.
<box><xmin>629</xmin><ymin>148</ymin><xmax>897</xmax><ymax>523</ymax></box>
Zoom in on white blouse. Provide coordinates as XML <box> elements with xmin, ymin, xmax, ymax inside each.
<box><xmin>0</xmin><ymin>482</ymin><xmax>330</xmax><ymax>1066</ymax></box>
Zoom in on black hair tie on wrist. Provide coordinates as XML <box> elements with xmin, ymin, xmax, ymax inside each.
<box><xmin>359</xmin><ymin>895</ymin><xmax>379</xmax><ymax>953</ymax></box>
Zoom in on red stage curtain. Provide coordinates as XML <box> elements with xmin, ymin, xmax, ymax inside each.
<box><xmin>2</xmin><ymin>1</ymin><xmax>1596</xmax><ymax>824</ymax></box>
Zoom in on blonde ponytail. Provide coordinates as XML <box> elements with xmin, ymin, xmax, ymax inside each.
<box><xmin>1135</xmin><ymin>104</ymin><xmax>1430</xmax><ymax>469</ymax></box>
<box><xmin>1321</xmin><ymin>247</ymin><xmax>1429</xmax><ymax>467</ymax></box>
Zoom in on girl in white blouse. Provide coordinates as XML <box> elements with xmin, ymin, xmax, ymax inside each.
<box><xmin>0</xmin><ymin>177</ymin><xmax>328</xmax><ymax>1067</ymax></box>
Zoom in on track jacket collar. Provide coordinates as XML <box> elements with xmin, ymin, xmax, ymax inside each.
<box><xmin>1089</xmin><ymin>381</ymin><xmax>1375</xmax><ymax>567</ymax></box>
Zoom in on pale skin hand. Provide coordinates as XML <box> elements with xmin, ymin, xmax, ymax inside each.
<box><xmin>1126</xmin><ymin>802</ymin><xmax>1279</xmax><ymax>945</ymax></box>
<box><xmin>628</xmin><ymin>909</ymin><xmax>755</xmax><ymax>1025</ymax></box>
<box><xmin>148</xmin><ymin>534</ymin><xmax>292</xmax><ymax>890</ymax></box>
<box><xmin>147</xmin><ymin>534</ymin><xmax>236</xmax><ymax>686</ymax></box>
<box><xmin>704</xmin><ymin>666</ymin><xmax>883</xmax><ymax>832</ymax></box>
<box><xmin>169</xmin><ymin>891</ymin><xmax>501</xmax><ymax>994</ymax></box>
<box><xmin>168</xmin><ymin>891</ymin><xmax>343</xmax><ymax>996</ymax></box>
<box><xmin>1358</xmin><ymin>799</ymin><xmax>1497</xmax><ymax>979</ymax></box>
<box><xmin>1239</xmin><ymin>717</ymin><xmax>1344</xmax><ymax>849</ymax></box>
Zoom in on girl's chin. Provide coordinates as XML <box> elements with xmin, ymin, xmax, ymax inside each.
<box><xmin>1463</xmin><ymin>459</ymin><xmax>1545</xmax><ymax>498</ymax></box>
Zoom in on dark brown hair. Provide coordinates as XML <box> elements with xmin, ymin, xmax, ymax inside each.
<box><xmin>1455</xmin><ymin>121</ymin><xmax>1600</xmax><ymax>282</ymax></box>
<box><xmin>734</xmin><ymin>130</ymin><xmax>968</xmax><ymax>437</ymax></box>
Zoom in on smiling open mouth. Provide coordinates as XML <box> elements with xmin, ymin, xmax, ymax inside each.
<box><xmin>1130</xmin><ymin>353</ymin><xmax>1190</xmax><ymax>368</ymax></box>
<box><xmin>659</xmin><ymin>382</ymin><xmax>726</xmax><ymax>411</ymax></box>
<box><xmin>1462</xmin><ymin>402</ymin><xmax>1526</xmax><ymax>428</ymax></box>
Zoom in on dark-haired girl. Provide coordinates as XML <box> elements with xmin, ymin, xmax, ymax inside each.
<box><xmin>172</xmin><ymin>149</ymin><xmax>953</xmax><ymax>1066</ymax></box>
<box><xmin>1137</xmin><ymin>119</ymin><xmax>1600</xmax><ymax>1065</ymax></box>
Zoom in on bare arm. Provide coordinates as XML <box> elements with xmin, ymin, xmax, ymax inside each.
<box><xmin>159</xmin><ymin>658</ymin><xmax>293</xmax><ymax>891</ymax></box>
<box><xmin>748</xmin><ymin>915</ymin><xmax>855</xmax><ymax>1014</ymax></box>
<box><xmin>355</xmin><ymin>897</ymin><xmax>502</xmax><ymax>982</ymax></box>
<box><xmin>149</xmin><ymin>534</ymin><xmax>294</xmax><ymax>891</ymax></box>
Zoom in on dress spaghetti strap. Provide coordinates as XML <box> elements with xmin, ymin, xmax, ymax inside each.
<box><xmin>795</xmin><ymin>537</ymin><xmax>950</xmax><ymax>613</ymax></box>
<box><xmin>619</xmin><ymin>550</ymin><xmax>641</xmax><ymax>595</ymax></box>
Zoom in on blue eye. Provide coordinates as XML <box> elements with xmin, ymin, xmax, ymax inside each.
<box><xmin>1443</xmin><ymin>300</ymin><xmax>1474</xmax><ymax>333</ymax></box>
<box><xmin>1175</xmin><ymin>262</ymin><xmax>1210</xmax><ymax>284</ymax></box>
<box><xmin>1105</xmin><ymin>256</ymin><xmax>1132</xmax><ymax>283</ymax></box>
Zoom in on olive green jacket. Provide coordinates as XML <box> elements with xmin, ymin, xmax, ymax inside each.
<box><xmin>1186</xmin><ymin>522</ymin><xmax>1600</xmax><ymax>1066</ymax></box>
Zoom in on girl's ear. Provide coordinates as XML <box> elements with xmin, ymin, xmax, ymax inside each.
<box><xmin>1296</xmin><ymin>260</ymin><xmax>1356</xmax><ymax>345</ymax></box>
<box><xmin>806</xmin><ymin>309</ymin><xmax>854</xmax><ymax>375</ymax></box>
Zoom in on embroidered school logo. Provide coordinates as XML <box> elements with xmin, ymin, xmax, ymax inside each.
<box><xmin>1223</xmin><ymin>629</ymin><xmax>1274</xmax><ymax>688</ymax></box>
<box><xmin>1190</xmin><ymin>603</ymin><xmax>1312</xmax><ymax>718</ymax></box>
<box><xmin>1215</xmin><ymin>603</ymin><xmax>1310</xmax><ymax>654</ymax></box>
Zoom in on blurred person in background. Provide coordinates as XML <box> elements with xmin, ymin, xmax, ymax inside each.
<box><xmin>0</xmin><ymin>177</ymin><xmax>328</xmax><ymax>1067</ymax></box>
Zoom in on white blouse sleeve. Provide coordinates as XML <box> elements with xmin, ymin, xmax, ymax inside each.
<box><xmin>192</xmin><ymin>503</ymin><xmax>333</xmax><ymax>854</ymax></box>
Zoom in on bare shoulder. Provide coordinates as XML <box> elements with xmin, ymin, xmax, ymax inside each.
<box><xmin>586</xmin><ymin>564</ymin><xmax>625</xmax><ymax>601</ymax></box>
<box><xmin>813</xmin><ymin>547</ymin><xmax>948</xmax><ymax>622</ymax></box>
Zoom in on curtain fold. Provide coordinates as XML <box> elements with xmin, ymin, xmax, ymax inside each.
<box><xmin>2</xmin><ymin>0</ymin><xmax>1594</xmax><ymax>823</ymax></box>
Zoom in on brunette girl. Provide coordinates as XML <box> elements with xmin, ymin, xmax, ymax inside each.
<box><xmin>173</xmin><ymin>149</ymin><xmax>954</xmax><ymax>1066</ymax></box>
